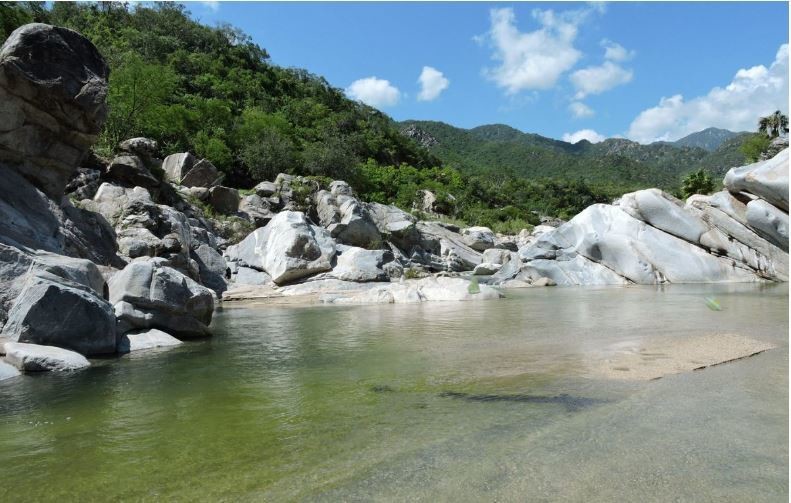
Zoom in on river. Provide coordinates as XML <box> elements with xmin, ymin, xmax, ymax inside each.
<box><xmin>0</xmin><ymin>283</ymin><xmax>787</xmax><ymax>501</ymax></box>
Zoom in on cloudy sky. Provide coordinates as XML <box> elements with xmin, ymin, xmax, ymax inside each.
<box><xmin>193</xmin><ymin>1</ymin><xmax>788</xmax><ymax>144</ymax></box>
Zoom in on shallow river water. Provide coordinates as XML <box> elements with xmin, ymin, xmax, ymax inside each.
<box><xmin>0</xmin><ymin>283</ymin><xmax>787</xmax><ymax>501</ymax></box>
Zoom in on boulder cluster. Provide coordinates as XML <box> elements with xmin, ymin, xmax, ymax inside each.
<box><xmin>0</xmin><ymin>23</ymin><xmax>787</xmax><ymax>380</ymax></box>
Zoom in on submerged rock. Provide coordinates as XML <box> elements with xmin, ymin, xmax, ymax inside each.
<box><xmin>0</xmin><ymin>360</ymin><xmax>20</xmax><ymax>381</ymax></box>
<box><xmin>4</xmin><ymin>342</ymin><xmax>90</xmax><ymax>372</ymax></box>
<box><xmin>117</xmin><ymin>328</ymin><xmax>183</xmax><ymax>353</ymax></box>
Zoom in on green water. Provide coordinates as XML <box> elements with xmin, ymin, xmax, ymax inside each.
<box><xmin>0</xmin><ymin>283</ymin><xmax>787</xmax><ymax>501</ymax></box>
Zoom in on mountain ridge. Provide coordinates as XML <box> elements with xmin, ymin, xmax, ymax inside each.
<box><xmin>398</xmin><ymin>120</ymin><xmax>750</xmax><ymax>191</ymax></box>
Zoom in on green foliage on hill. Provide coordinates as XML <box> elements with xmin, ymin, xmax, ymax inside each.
<box><xmin>400</xmin><ymin>120</ymin><xmax>750</xmax><ymax>193</ymax></box>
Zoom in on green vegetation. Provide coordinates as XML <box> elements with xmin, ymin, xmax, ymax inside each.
<box><xmin>679</xmin><ymin>169</ymin><xmax>715</xmax><ymax>199</ymax></box>
<box><xmin>400</xmin><ymin>120</ymin><xmax>751</xmax><ymax>192</ymax></box>
<box><xmin>758</xmin><ymin>110</ymin><xmax>789</xmax><ymax>138</ymax></box>
<box><xmin>741</xmin><ymin>111</ymin><xmax>788</xmax><ymax>162</ymax></box>
<box><xmin>740</xmin><ymin>133</ymin><xmax>773</xmax><ymax>162</ymax></box>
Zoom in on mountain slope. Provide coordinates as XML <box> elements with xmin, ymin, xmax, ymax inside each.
<box><xmin>399</xmin><ymin>120</ymin><xmax>748</xmax><ymax>191</ymax></box>
<box><xmin>673</xmin><ymin>127</ymin><xmax>743</xmax><ymax>151</ymax></box>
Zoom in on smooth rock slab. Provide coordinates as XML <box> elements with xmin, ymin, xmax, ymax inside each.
<box><xmin>117</xmin><ymin>329</ymin><xmax>183</xmax><ymax>353</ymax></box>
<box><xmin>724</xmin><ymin>149</ymin><xmax>789</xmax><ymax>212</ymax></box>
<box><xmin>4</xmin><ymin>342</ymin><xmax>90</xmax><ymax>372</ymax></box>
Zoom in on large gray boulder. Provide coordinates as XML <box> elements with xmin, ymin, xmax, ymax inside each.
<box><xmin>238</xmin><ymin>194</ymin><xmax>274</xmax><ymax>227</ymax></box>
<box><xmin>315</xmin><ymin>190</ymin><xmax>381</xmax><ymax>248</ymax></box>
<box><xmin>415</xmin><ymin>221</ymin><xmax>483</xmax><ymax>272</ymax></box>
<box><xmin>0</xmin><ymin>24</ymin><xmax>109</xmax><ymax>199</ymax></box>
<box><xmin>724</xmin><ymin>149</ymin><xmax>788</xmax><ymax>212</ymax></box>
<box><xmin>366</xmin><ymin>202</ymin><xmax>420</xmax><ymax>250</ymax></box>
<box><xmin>462</xmin><ymin>226</ymin><xmax>496</xmax><ymax>252</ymax></box>
<box><xmin>330</xmin><ymin>246</ymin><xmax>392</xmax><ymax>282</ymax></box>
<box><xmin>745</xmin><ymin>198</ymin><xmax>789</xmax><ymax>252</ymax></box>
<box><xmin>230</xmin><ymin>211</ymin><xmax>336</xmax><ymax>285</ymax></box>
<box><xmin>4</xmin><ymin>342</ymin><xmax>90</xmax><ymax>372</ymax></box>
<box><xmin>190</xmin><ymin>243</ymin><xmax>228</xmax><ymax>294</ymax></box>
<box><xmin>108</xmin><ymin>258</ymin><xmax>214</xmax><ymax>338</ymax></box>
<box><xmin>105</xmin><ymin>154</ymin><xmax>159</xmax><ymax>190</ymax></box>
<box><xmin>1</xmin><ymin>271</ymin><xmax>116</xmax><ymax>355</ymax></box>
<box><xmin>208</xmin><ymin>186</ymin><xmax>240</xmax><ymax>214</ymax></box>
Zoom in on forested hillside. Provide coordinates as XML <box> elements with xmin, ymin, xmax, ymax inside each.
<box><xmin>400</xmin><ymin>120</ymin><xmax>751</xmax><ymax>192</ymax></box>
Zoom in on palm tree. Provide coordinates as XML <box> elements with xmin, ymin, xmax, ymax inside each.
<box><xmin>757</xmin><ymin>110</ymin><xmax>789</xmax><ymax>138</ymax></box>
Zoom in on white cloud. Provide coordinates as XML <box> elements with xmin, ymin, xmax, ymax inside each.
<box><xmin>601</xmin><ymin>39</ymin><xmax>635</xmax><ymax>62</ymax></box>
<box><xmin>345</xmin><ymin>77</ymin><xmax>401</xmax><ymax>108</ymax></box>
<box><xmin>201</xmin><ymin>1</ymin><xmax>220</xmax><ymax>12</ymax></box>
<box><xmin>562</xmin><ymin>129</ymin><xmax>606</xmax><ymax>144</ymax></box>
<box><xmin>480</xmin><ymin>7</ymin><xmax>597</xmax><ymax>94</ymax></box>
<box><xmin>570</xmin><ymin>61</ymin><xmax>633</xmax><ymax>99</ymax></box>
<box><xmin>417</xmin><ymin>66</ymin><xmax>450</xmax><ymax>101</ymax></box>
<box><xmin>627</xmin><ymin>44</ymin><xmax>789</xmax><ymax>143</ymax></box>
<box><xmin>569</xmin><ymin>101</ymin><xmax>594</xmax><ymax>118</ymax></box>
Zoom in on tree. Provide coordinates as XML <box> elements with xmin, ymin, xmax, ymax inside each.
<box><xmin>758</xmin><ymin>110</ymin><xmax>789</xmax><ymax>138</ymax></box>
<box><xmin>680</xmin><ymin>169</ymin><xmax>715</xmax><ymax>199</ymax></box>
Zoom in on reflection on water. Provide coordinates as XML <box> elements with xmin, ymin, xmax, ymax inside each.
<box><xmin>0</xmin><ymin>283</ymin><xmax>787</xmax><ymax>501</ymax></box>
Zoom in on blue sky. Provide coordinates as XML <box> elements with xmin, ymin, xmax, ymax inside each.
<box><xmin>189</xmin><ymin>1</ymin><xmax>788</xmax><ymax>144</ymax></box>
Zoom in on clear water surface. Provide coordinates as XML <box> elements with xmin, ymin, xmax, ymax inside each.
<box><xmin>0</xmin><ymin>283</ymin><xmax>787</xmax><ymax>501</ymax></box>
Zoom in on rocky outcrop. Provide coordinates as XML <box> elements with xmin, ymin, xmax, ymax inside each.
<box><xmin>109</xmin><ymin>258</ymin><xmax>215</xmax><ymax>338</ymax></box>
<box><xmin>724</xmin><ymin>149</ymin><xmax>788</xmax><ymax>212</ymax></box>
<box><xmin>0</xmin><ymin>24</ymin><xmax>109</xmax><ymax>199</ymax></box>
<box><xmin>84</xmin><ymin>183</ymin><xmax>195</xmax><ymax>273</ymax></box>
<box><xmin>507</xmin><ymin>150</ymin><xmax>790</xmax><ymax>285</ymax></box>
<box><xmin>4</xmin><ymin>342</ymin><xmax>90</xmax><ymax>372</ymax></box>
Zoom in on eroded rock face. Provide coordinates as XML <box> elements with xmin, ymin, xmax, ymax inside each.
<box><xmin>509</xmin><ymin>149</ymin><xmax>790</xmax><ymax>286</ymax></box>
<box><xmin>0</xmin><ymin>24</ymin><xmax>109</xmax><ymax>199</ymax></box>
<box><xmin>229</xmin><ymin>211</ymin><xmax>336</xmax><ymax>285</ymax></box>
<box><xmin>724</xmin><ymin>149</ymin><xmax>789</xmax><ymax>212</ymax></box>
<box><xmin>108</xmin><ymin>258</ymin><xmax>214</xmax><ymax>338</ymax></box>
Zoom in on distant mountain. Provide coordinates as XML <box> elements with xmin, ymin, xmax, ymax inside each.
<box><xmin>398</xmin><ymin>121</ymin><xmax>749</xmax><ymax>191</ymax></box>
<box><xmin>672</xmin><ymin>127</ymin><xmax>743</xmax><ymax>151</ymax></box>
